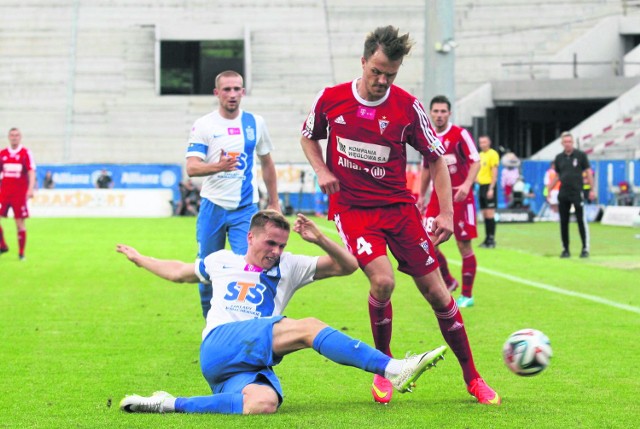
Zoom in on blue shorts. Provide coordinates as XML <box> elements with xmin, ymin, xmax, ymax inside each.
<box><xmin>196</xmin><ymin>200</ymin><xmax>258</xmax><ymax>317</ymax></box>
<box><xmin>200</xmin><ymin>316</ymin><xmax>285</xmax><ymax>404</ymax></box>
<box><xmin>196</xmin><ymin>199</ymin><xmax>258</xmax><ymax>257</ymax></box>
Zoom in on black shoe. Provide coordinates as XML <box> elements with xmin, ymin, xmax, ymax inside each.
<box><xmin>0</xmin><ymin>246</ymin><xmax>8</xmax><ymax>255</ymax></box>
<box><xmin>479</xmin><ymin>237</ymin><xmax>495</xmax><ymax>248</ymax></box>
<box><xmin>580</xmin><ymin>249</ymin><xmax>589</xmax><ymax>258</ymax></box>
<box><xmin>560</xmin><ymin>250</ymin><xmax>570</xmax><ymax>258</ymax></box>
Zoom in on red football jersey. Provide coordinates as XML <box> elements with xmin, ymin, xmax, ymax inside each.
<box><xmin>0</xmin><ymin>145</ymin><xmax>36</xmax><ymax>196</ymax></box>
<box><xmin>422</xmin><ymin>123</ymin><xmax>479</xmax><ymax>206</ymax></box>
<box><xmin>302</xmin><ymin>79</ymin><xmax>444</xmax><ymax>217</ymax></box>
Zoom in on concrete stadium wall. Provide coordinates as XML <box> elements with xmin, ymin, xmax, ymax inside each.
<box><xmin>0</xmin><ymin>0</ymin><xmax>631</xmax><ymax>168</ymax></box>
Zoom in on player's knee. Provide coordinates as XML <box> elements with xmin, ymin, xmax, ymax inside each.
<box><xmin>242</xmin><ymin>385</ymin><xmax>279</xmax><ymax>415</ymax></box>
<box><xmin>370</xmin><ymin>276</ymin><xmax>395</xmax><ymax>297</ymax></box>
<box><xmin>298</xmin><ymin>317</ymin><xmax>329</xmax><ymax>342</ymax></box>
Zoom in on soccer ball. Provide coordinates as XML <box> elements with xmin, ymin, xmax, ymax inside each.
<box><xmin>502</xmin><ymin>329</ymin><xmax>552</xmax><ymax>376</ymax></box>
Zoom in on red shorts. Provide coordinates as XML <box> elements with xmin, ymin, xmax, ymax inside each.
<box><xmin>424</xmin><ymin>198</ymin><xmax>477</xmax><ymax>241</ymax></box>
<box><xmin>0</xmin><ymin>193</ymin><xmax>29</xmax><ymax>218</ymax></box>
<box><xmin>333</xmin><ymin>203</ymin><xmax>438</xmax><ymax>277</ymax></box>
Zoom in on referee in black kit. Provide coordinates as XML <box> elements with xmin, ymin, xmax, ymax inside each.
<box><xmin>548</xmin><ymin>132</ymin><xmax>595</xmax><ymax>258</ymax></box>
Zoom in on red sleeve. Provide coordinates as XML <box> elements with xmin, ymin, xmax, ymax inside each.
<box><xmin>408</xmin><ymin>98</ymin><xmax>444</xmax><ymax>163</ymax></box>
<box><xmin>302</xmin><ymin>88</ymin><xmax>329</xmax><ymax>141</ymax></box>
<box><xmin>25</xmin><ymin>148</ymin><xmax>36</xmax><ymax>171</ymax></box>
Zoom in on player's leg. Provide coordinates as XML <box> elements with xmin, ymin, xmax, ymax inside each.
<box><xmin>413</xmin><ymin>271</ymin><xmax>499</xmax><ymax>404</ymax></box>
<box><xmin>0</xmin><ymin>198</ymin><xmax>10</xmax><ymax>252</ymax></box>
<box><xmin>123</xmin><ymin>316</ymin><xmax>287</xmax><ymax>414</ymax></box>
<box><xmin>361</xmin><ymin>254</ymin><xmax>396</xmax><ymax>402</ymax></box>
<box><xmin>15</xmin><ymin>217</ymin><xmax>26</xmax><ymax>260</ymax></box>
<box><xmin>121</xmin><ymin>381</ymin><xmax>278</xmax><ymax>415</ymax></box>
<box><xmin>0</xmin><ymin>221</ymin><xmax>7</xmax><ymax>253</ymax></box>
<box><xmin>434</xmin><ymin>248</ymin><xmax>457</xmax><ymax>291</ymax></box>
<box><xmin>174</xmin><ymin>378</ymin><xmax>279</xmax><ymax>415</ymax></box>
<box><xmin>388</xmin><ymin>205</ymin><xmax>499</xmax><ymax>404</ymax></box>
<box><xmin>363</xmin><ymin>256</ymin><xmax>395</xmax><ymax>355</ymax></box>
<box><xmin>573</xmin><ymin>199</ymin><xmax>590</xmax><ymax>257</ymax></box>
<box><xmin>456</xmin><ymin>200</ymin><xmax>478</xmax><ymax>306</ymax></box>
<box><xmin>483</xmin><ymin>207</ymin><xmax>496</xmax><ymax>247</ymax></box>
<box><xmin>558</xmin><ymin>197</ymin><xmax>571</xmax><ymax>257</ymax></box>
<box><xmin>272</xmin><ymin>317</ymin><xmax>446</xmax><ymax>393</ymax></box>
<box><xmin>195</xmin><ymin>199</ymin><xmax>228</xmax><ymax>317</ymax></box>
<box><xmin>482</xmin><ymin>185</ymin><xmax>497</xmax><ymax>247</ymax></box>
<box><xmin>424</xmin><ymin>206</ymin><xmax>458</xmax><ymax>291</ymax></box>
<box><xmin>227</xmin><ymin>203</ymin><xmax>258</xmax><ymax>254</ymax></box>
<box><xmin>456</xmin><ymin>239</ymin><xmax>476</xmax><ymax>308</ymax></box>
<box><xmin>334</xmin><ymin>210</ymin><xmax>396</xmax><ymax>402</ymax></box>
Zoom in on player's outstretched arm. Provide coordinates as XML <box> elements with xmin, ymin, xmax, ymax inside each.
<box><xmin>293</xmin><ymin>213</ymin><xmax>357</xmax><ymax>280</ymax></box>
<box><xmin>116</xmin><ymin>244</ymin><xmax>199</xmax><ymax>283</ymax></box>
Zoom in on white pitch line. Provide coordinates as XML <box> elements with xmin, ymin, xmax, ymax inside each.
<box><xmin>316</xmin><ymin>223</ymin><xmax>640</xmax><ymax>315</ymax></box>
<box><xmin>450</xmin><ymin>260</ymin><xmax>640</xmax><ymax>315</ymax></box>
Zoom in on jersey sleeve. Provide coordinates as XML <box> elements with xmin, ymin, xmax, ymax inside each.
<box><xmin>195</xmin><ymin>258</ymin><xmax>211</xmax><ymax>284</ymax></box>
<box><xmin>301</xmin><ymin>89</ymin><xmax>329</xmax><ymax>141</ymax></box>
<box><xmin>408</xmin><ymin>99</ymin><xmax>444</xmax><ymax>162</ymax></box>
<box><xmin>580</xmin><ymin>152</ymin><xmax>591</xmax><ymax>171</ymax></box>
<box><xmin>186</xmin><ymin>119</ymin><xmax>208</xmax><ymax>160</ymax></box>
<box><xmin>255</xmin><ymin>115</ymin><xmax>274</xmax><ymax>156</ymax></box>
<box><xmin>490</xmin><ymin>150</ymin><xmax>500</xmax><ymax>169</ymax></box>
<box><xmin>281</xmin><ymin>253</ymin><xmax>319</xmax><ymax>291</ymax></box>
<box><xmin>460</xmin><ymin>129</ymin><xmax>480</xmax><ymax>162</ymax></box>
<box><xmin>25</xmin><ymin>148</ymin><xmax>36</xmax><ymax>171</ymax></box>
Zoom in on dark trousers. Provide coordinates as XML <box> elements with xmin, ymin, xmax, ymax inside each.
<box><xmin>558</xmin><ymin>195</ymin><xmax>589</xmax><ymax>251</ymax></box>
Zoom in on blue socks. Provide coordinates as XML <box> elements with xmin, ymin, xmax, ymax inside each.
<box><xmin>312</xmin><ymin>327</ymin><xmax>390</xmax><ymax>375</ymax></box>
<box><xmin>175</xmin><ymin>393</ymin><xmax>244</xmax><ymax>414</ymax></box>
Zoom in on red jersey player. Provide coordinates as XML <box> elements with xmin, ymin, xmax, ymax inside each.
<box><xmin>0</xmin><ymin>128</ymin><xmax>36</xmax><ymax>260</ymax></box>
<box><xmin>301</xmin><ymin>26</ymin><xmax>500</xmax><ymax>405</ymax></box>
<box><xmin>418</xmin><ymin>95</ymin><xmax>481</xmax><ymax>308</ymax></box>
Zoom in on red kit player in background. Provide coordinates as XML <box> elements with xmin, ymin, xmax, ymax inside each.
<box><xmin>0</xmin><ymin>128</ymin><xmax>36</xmax><ymax>260</ymax></box>
<box><xmin>300</xmin><ymin>26</ymin><xmax>500</xmax><ymax>405</ymax></box>
<box><xmin>417</xmin><ymin>95</ymin><xmax>481</xmax><ymax>309</ymax></box>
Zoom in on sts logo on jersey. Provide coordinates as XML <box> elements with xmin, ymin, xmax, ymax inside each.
<box><xmin>225</xmin><ymin>281</ymin><xmax>266</xmax><ymax>305</ymax></box>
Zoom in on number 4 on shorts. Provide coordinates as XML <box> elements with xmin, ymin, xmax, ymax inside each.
<box><xmin>356</xmin><ymin>236</ymin><xmax>373</xmax><ymax>255</ymax></box>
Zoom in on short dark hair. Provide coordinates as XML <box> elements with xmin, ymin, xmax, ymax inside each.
<box><xmin>215</xmin><ymin>70</ymin><xmax>243</xmax><ymax>89</ymax></box>
<box><xmin>430</xmin><ymin>95</ymin><xmax>451</xmax><ymax>110</ymax></box>
<box><xmin>363</xmin><ymin>26</ymin><xmax>413</xmax><ymax>61</ymax></box>
<box><xmin>250</xmin><ymin>210</ymin><xmax>290</xmax><ymax>232</ymax></box>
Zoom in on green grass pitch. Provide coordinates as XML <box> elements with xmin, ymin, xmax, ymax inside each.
<box><xmin>0</xmin><ymin>217</ymin><xmax>638</xmax><ymax>428</ymax></box>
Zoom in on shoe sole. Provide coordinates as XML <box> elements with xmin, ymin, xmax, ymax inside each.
<box><xmin>398</xmin><ymin>346</ymin><xmax>447</xmax><ymax>393</ymax></box>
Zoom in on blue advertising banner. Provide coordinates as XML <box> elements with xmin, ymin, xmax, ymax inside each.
<box><xmin>37</xmin><ymin>164</ymin><xmax>183</xmax><ymax>202</ymax></box>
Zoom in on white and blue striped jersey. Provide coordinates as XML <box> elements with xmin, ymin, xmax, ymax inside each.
<box><xmin>195</xmin><ymin>250</ymin><xmax>318</xmax><ymax>340</ymax></box>
<box><xmin>186</xmin><ymin>109</ymin><xmax>274</xmax><ymax>210</ymax></box>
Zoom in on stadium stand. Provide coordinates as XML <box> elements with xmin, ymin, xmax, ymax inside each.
<box><xmin>0</xmin><ymin>0</ymin><xmax>638</xmax><ymax>165</ymax></box>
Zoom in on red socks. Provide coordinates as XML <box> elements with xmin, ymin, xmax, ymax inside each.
<box><xmin>461</xmin><ymin>253</ymin><xmax>477</xmax><ymax>298</ymax></box>
<box><xmin>434</xmin><ymin>298</ymin><xmax>480</xmax><ymax>384</ymax></box>
<box><xmin>368</xmin><ymin>294</ymin><xmax>393</xmax><ymax>357</ymax></box>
